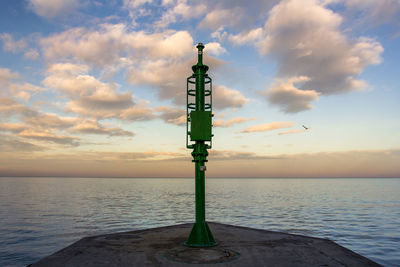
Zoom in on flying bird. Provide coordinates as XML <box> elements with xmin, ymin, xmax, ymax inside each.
<box><xmin>302</xmin><ymin>125</ymin><xmax>309</xmax><ymax>130</ymax></box>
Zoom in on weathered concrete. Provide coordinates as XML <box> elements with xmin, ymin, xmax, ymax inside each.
<box><xmin>30</xmin><ymin>222</ymin><xmax>381</xmax><ymax>267</ymax></box>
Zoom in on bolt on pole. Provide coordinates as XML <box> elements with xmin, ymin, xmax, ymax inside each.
<box><xmin>184</xmin><ymin>43</ymin><xmax>217</xmax><ymax>247</ymax></box>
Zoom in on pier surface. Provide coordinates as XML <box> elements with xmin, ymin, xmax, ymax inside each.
<box><xmin>31</xmin><ymin>222</ymin><xmax>381</xmax><ymax>267</ymax></box>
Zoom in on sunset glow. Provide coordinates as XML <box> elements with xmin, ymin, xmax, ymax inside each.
<box><xmin>0</xmin><ymin>0</ymin><xmax>399</xmax><ymax>177</ymax></box>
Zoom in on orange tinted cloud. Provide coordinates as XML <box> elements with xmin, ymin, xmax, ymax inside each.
<box><xmin>278</xmin><ymin>129</ymin><xmax>307</xmax><ymax>135</ymax></box>
<box><xmin>213</xmin><ymin>117</ymin><xmax>254</xmax><ymax>128</ymax></box>
<box><xmin>1</xmin><ymin>149</ymin><xmax>399</xmax><ymax>178</ymax></box>
<box><xmin>242</xmin><ymin>121</ymin><xmax>294</xmax><ymax>133</ymax></box>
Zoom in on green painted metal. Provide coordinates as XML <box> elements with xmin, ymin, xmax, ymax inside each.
<box><xmin>184</xmin><ymin>43</ymin><xmax>217</xmax><ymax>247</ymax></box>
<box><xmin>190</xmin><ymin>111</ymin><xmax>212</xmax><ymax>141</ymax></box>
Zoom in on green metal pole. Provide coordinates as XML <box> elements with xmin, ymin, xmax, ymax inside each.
<box><xmin>185</xmin><ymin>43</ymin><xmax>217</xmax><ymax>247</ymax></box>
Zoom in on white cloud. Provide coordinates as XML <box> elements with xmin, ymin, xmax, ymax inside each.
<box><xmin>13</xmin><ymin>91</ymin><xmax>31</xmax><ymax>101</ymax></box>
<box><xmin>0</xmin><ymin>98</ymin><xmax>37</xmax><ymax>118</ymax></box>
<box><xmin>0</xmin><ymin>135</ymin><xmax>44</xmax><ymax>152</ymax></box>
<box><xmin>22</xmin><ymin>113</ymin><xmax>76</xmax><ymax>129</ymax></box>
<box><xmin>127</xmin><ymin>54</ymin><xmax>224</xmax><ymax>104</ymax></box>
<box><xmin>197</xmin><ymin>1</ymin><xmax>279</xmax><ymax>31</ymax></box>
<box><xmin>242</xmin><ymin>121</ymin><xmax>294</xmax><ymax>133</ymax></box>
<box><xmin>40</xmin><ymin>24</ymin><xmax>194</xmax><ymax>66</ymax></box>
<box><xmin>213</xmin><ymin>117</ymin><xmax>254</xmax><ymax>128</ymax></box>
<box><xmin>0</xmin><ymin>68</ymin><xmax>43</xmax><ymax>101</ymax></box>
<box><xmin>24</xmin><ymin>49</ymin><xmax>40</xmax><ymax>60</ymax></box>
<box><xmin>0</xmin><ymin>96</ymin><xmax>133</xmax><ymax>146</ymax></box>
<box><xmin>344</xmin><ymin>0</ymin><xmax>400</xmax><ymax>27</ymax></box>
<box><xmin>40</xmin><ymin>24</ymin><xmax>230</xmax><ymax>106</ymax></box>
<box><xmin>228</xmin><ymin>28</ymin><xmax>264</xmax><ymax>45</ymax></box>
<box><xmin>43</xmin><ymin>63</ymin><xmax>136</xmax><ymax>119</ymax></box>
<box><xmin>254</xmin><ymin>0</ymin><xmax>383</xmax><ymax>112</ymax></box>
<box><xmin>156</xmin><ymin>0</ymin><xmax>206</xmax><ymax>27</ymax></box>
<box><xmin>18</xmin><ymin>129</ymin><xmax>79</xmax><ymax>145</ymax></box>
<box><xmin>28</xmin><ymin>0</ymin><xmax>80</xmax><ymax>19</ymax></box>
<box><xmin>72</xmin><ymin>119</ymin><xmax>133</xmax><ymax>136</ymax></box>
<box><xmin>0</xmin><ymin>33</ymin><xmax>27</xmax><ymax>53</ymax></box>
<box><xmin>0</xmin><ymin>123</ymin><xmax>26</xmax><ymax>133</ymax></box>
<box><xmin>199</xmin><ymin>7</ymin><xmax>245</xmax><ymax>31</ymax></box>
<box><xmin>0</xmin><ymin>68</ymin><xmax>19</xmax><ymax>83</ymax></box>
<box><xmin>47</xmin><ymin>63</ymin><xmax>89</xmax><ymax>75</ymax></box>
<box><xmin>205</xmin><ymin>42</ymin><xmax>227</xmax><ymax>56</ymax></box>
<box><xmin>123</xmin><ymin>0</ymin><xmax>153</xmax><ymax>9</ymax></box>
<box><xmin>262</xmin><ymin>76</ymin><xmax>320</xmax><ymax>113</ymax></box>
<box><xmin>213</xmin><ymin>85</ymin><xmax>249</xmax><ymax>110</ymax></box>
<box><xmin>211</xmin><ymin>27</ymin><xmax>228</xmax><ymax>42</ymax></box>
<box><xmin>156</xmin><ymin>106</ymin><xmax>186</xmax><ymax>125</ymax></box>
<box><xmin>120</xmin><ymin>105</ymin><xmax>155</xmax><ymax>121</ymax></box>
<box><xmin>278</xmin><ymin>129</ymin><xmax>307</xmax><ymax>135</ymax></box>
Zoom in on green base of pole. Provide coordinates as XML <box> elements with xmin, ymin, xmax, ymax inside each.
<box><xmin>184</xmin><ymin>221</ymin><xmax>218</xmax><ymax>247</ymax></box>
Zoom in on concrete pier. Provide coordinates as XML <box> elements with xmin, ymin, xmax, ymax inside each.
<box><xmin>30</xmin><ymin>222</ymin><xmax>381</xmax><ymax>266</ymax></box>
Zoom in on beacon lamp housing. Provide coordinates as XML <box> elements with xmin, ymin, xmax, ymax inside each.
<box><xmin>190</xmin><ymin>111</ymin><xmax>212</xmax><ymax>141</ymax></box>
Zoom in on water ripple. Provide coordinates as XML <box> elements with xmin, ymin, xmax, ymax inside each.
<box><xmin>0</xmin><ymin>177</ymin><xmax>399</xmax><ymax>267</ymax></box>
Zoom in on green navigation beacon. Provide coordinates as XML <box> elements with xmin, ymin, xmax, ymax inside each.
<box><xmin>184</xmin><ymin>43</ymin><xmax>217</xmax><ymax>247</ymax></box>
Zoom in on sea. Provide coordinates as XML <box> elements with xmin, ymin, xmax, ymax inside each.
<box><xmin>0</xmin><ymin>177</ymin><xmax>399</xmax><ymax>267</ymax></box>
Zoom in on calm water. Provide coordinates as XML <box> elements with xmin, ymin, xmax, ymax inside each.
<box><xmin>0</xmin><ymin>178</ymin><xmax>399</xmax><ymax>267</ymax></box>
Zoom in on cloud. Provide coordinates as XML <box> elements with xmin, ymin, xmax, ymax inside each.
<box><xmin>47</xmin><ymin>63</ymin><xmax>89</xmax><ymax>75</ymax></box>
<box><xmin>40</xmin><ymin>24</ymin><xmax>229</xmax><ymax>106</ymax></box>
<box><xmin>242</xmin><ymin>121</ymin><xmax>294</xmax><ymax>133</ymax></box>
<box><xmin>0</xmin><ymin>96</ymin><xmax>135</xmax><ymax>145</ymax></box>
<box><xmin>0</xmin><ymin>68</ymin><xmax>19</xmax><ymax>83</ymax></box>
<box><xmin>213</xmin><ymin>117</ymin><xmax>254</xmax><ymax>128</ymax></box>
<box><xmin>28</xmin><ymin>0</ymin><xmax>80</xmax><ymax>19</ymax></box>
<box><xmin>22</xmin><ymin>113</ymin><xmax>76</xmax><ymax>129</ymax></box>
<box><xmin>2</xmin><ymin>149</ymin><xmax>399</xmax><ymax>177</ymax></box>
<box><xmin>213</xmin><ymin>85</ymin><xmax>248</xmax><ymax>110</ymax></box>
<box><xmin>156</xmin><ymin>0</ymin><xmax>207</xmax><ymax>28</ymax></box>
<box><xmin>120</xmin><ymin>105</ymin><xmax>155</xmax><ymax>121</ymax></box>
<box><xmin>0</xmin><ymin>123</ymin><xmax>26</xmax><ymax>133</ymax></box>
<box><xmin>156</xmin><ymin>106</ymin><xmax>186</xmax><ymax>125</ymax></box>
<box><xmin>228</xmin><ymin>28</ymin><xmax>264</xmax><ymax>45</ymax></box>
<box><xmin>0</xmin><ymin>97</ymin><xmax>133</xmax><ymax>142</ymax></box>
<box><xmin>72</xmin><ymin>120</ymin><xmax>134</xmax><ymax>136</ymax></box>
<box><xmin>0</xmin><ymin>68</ymin><xmax>44</xmax><ymax>101</ymax></box>
<box><xmin>207</xmin><ymin>149</ymin><xmax>400</xmax><ymax>178</ymax></box>
<box><xmin>18</xmin><ymin>129</ymin><xmax>79</xmax><ymax>145</ymax></box>
<box><xmin>343</xmin><ymin>0</ymin><xmax>400</xmax><ymax>27</ymax></box>
<box><xmin>117</xmin><ymin>151</ymin><xmax>185</xmax><ymax>160</ymax></box>
<box><xmin>262</xmin><ymin>76</ymin><xmax>320</xmax><ymax>113</ymax></box>
<box><xmin>0</xmin><ymin>99</ymin><xmax>80</xmax><ymax>146</ymax></box>
<box><xmin>198</xmin><ymin>1</ymin><xmax>279</xmax><ymax>31</ymax></box>
<box><xmin>24</xmin><ymin>49</ymin><xmax>40</xmax><ymax>60</ymax></box>
<box><xmin>278</xmin><ymin>129</ymin><xmax>307</xmax><ymax>135</ymax></box>
<box><xmin>205</xmin><ymin>42</ymin><xmax>227</xmax><ymax>56</ymax></box>
<box><xmin>155</xmin><ymin>107</ymin><xmax>252</xmax><ymax>127</ymax></box>
<box><xmin>209</xmin><ymin>150</ymin><xmax>284</xmax><ymax>161</ymax></box>
<box><xmin>234</xmin><ymin>0</ymin><xmax>383</xmax><ymax>113</ymax></box>
<box><xmin>0</xmin><ymin>33</ymin><xmax>27</xmax><ymax>53</ymax></box>
<box><xmin>127</xmin><ymin>54</ymin><xmax>224</xmax><ymax>104</ymax></box>
<box><xmin>199</xmin><ymin>7</ymin><xmax>245</xmax><ymax>31</ymax></box>
<box><xmin>0</xmin><ymin>98</ymin><xmax>37</xmax><ymax>117</ymax></box>
<box><xmin>43</xmin><ymin>63</ymin><xmax>136</xmax><ymax>119</ymax></box>
<box><xmin>123</xmin><ymin>0</ymin><xmax>277</xmax><ymax>32</ymax></box>
<box><xmin>68</xmin><ymin>91</ymin><xmax>133</xmax><ymax>111</ymax></box>
<box><xmin>13</xmin><ymin>91</ymin><xmax>31</xmax><ymax>101</ymax></box>
<box><xmin>40</xmin><ymin>24</ymin><xmax>194</xmax><ymax>66</ymax></box>
<box><xmin>40</xmin><ymin>25</ymin><xmax>219</xmax><ymax>105</ymax></box>
<box><xmin>123</xmin><ymin>0</ymin><xmax>153</xmax><ymax>9</ymax></box>
<box><xmin>0</xmin><ymin>135</ymin><xmax>44</xmax><ymax>152</ymax></box>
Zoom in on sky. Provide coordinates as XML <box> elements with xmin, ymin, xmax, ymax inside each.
<box><xmin>0</xmin><ymin>0</ymin><xmax>399</xmax><ymax>178</ymax></box>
